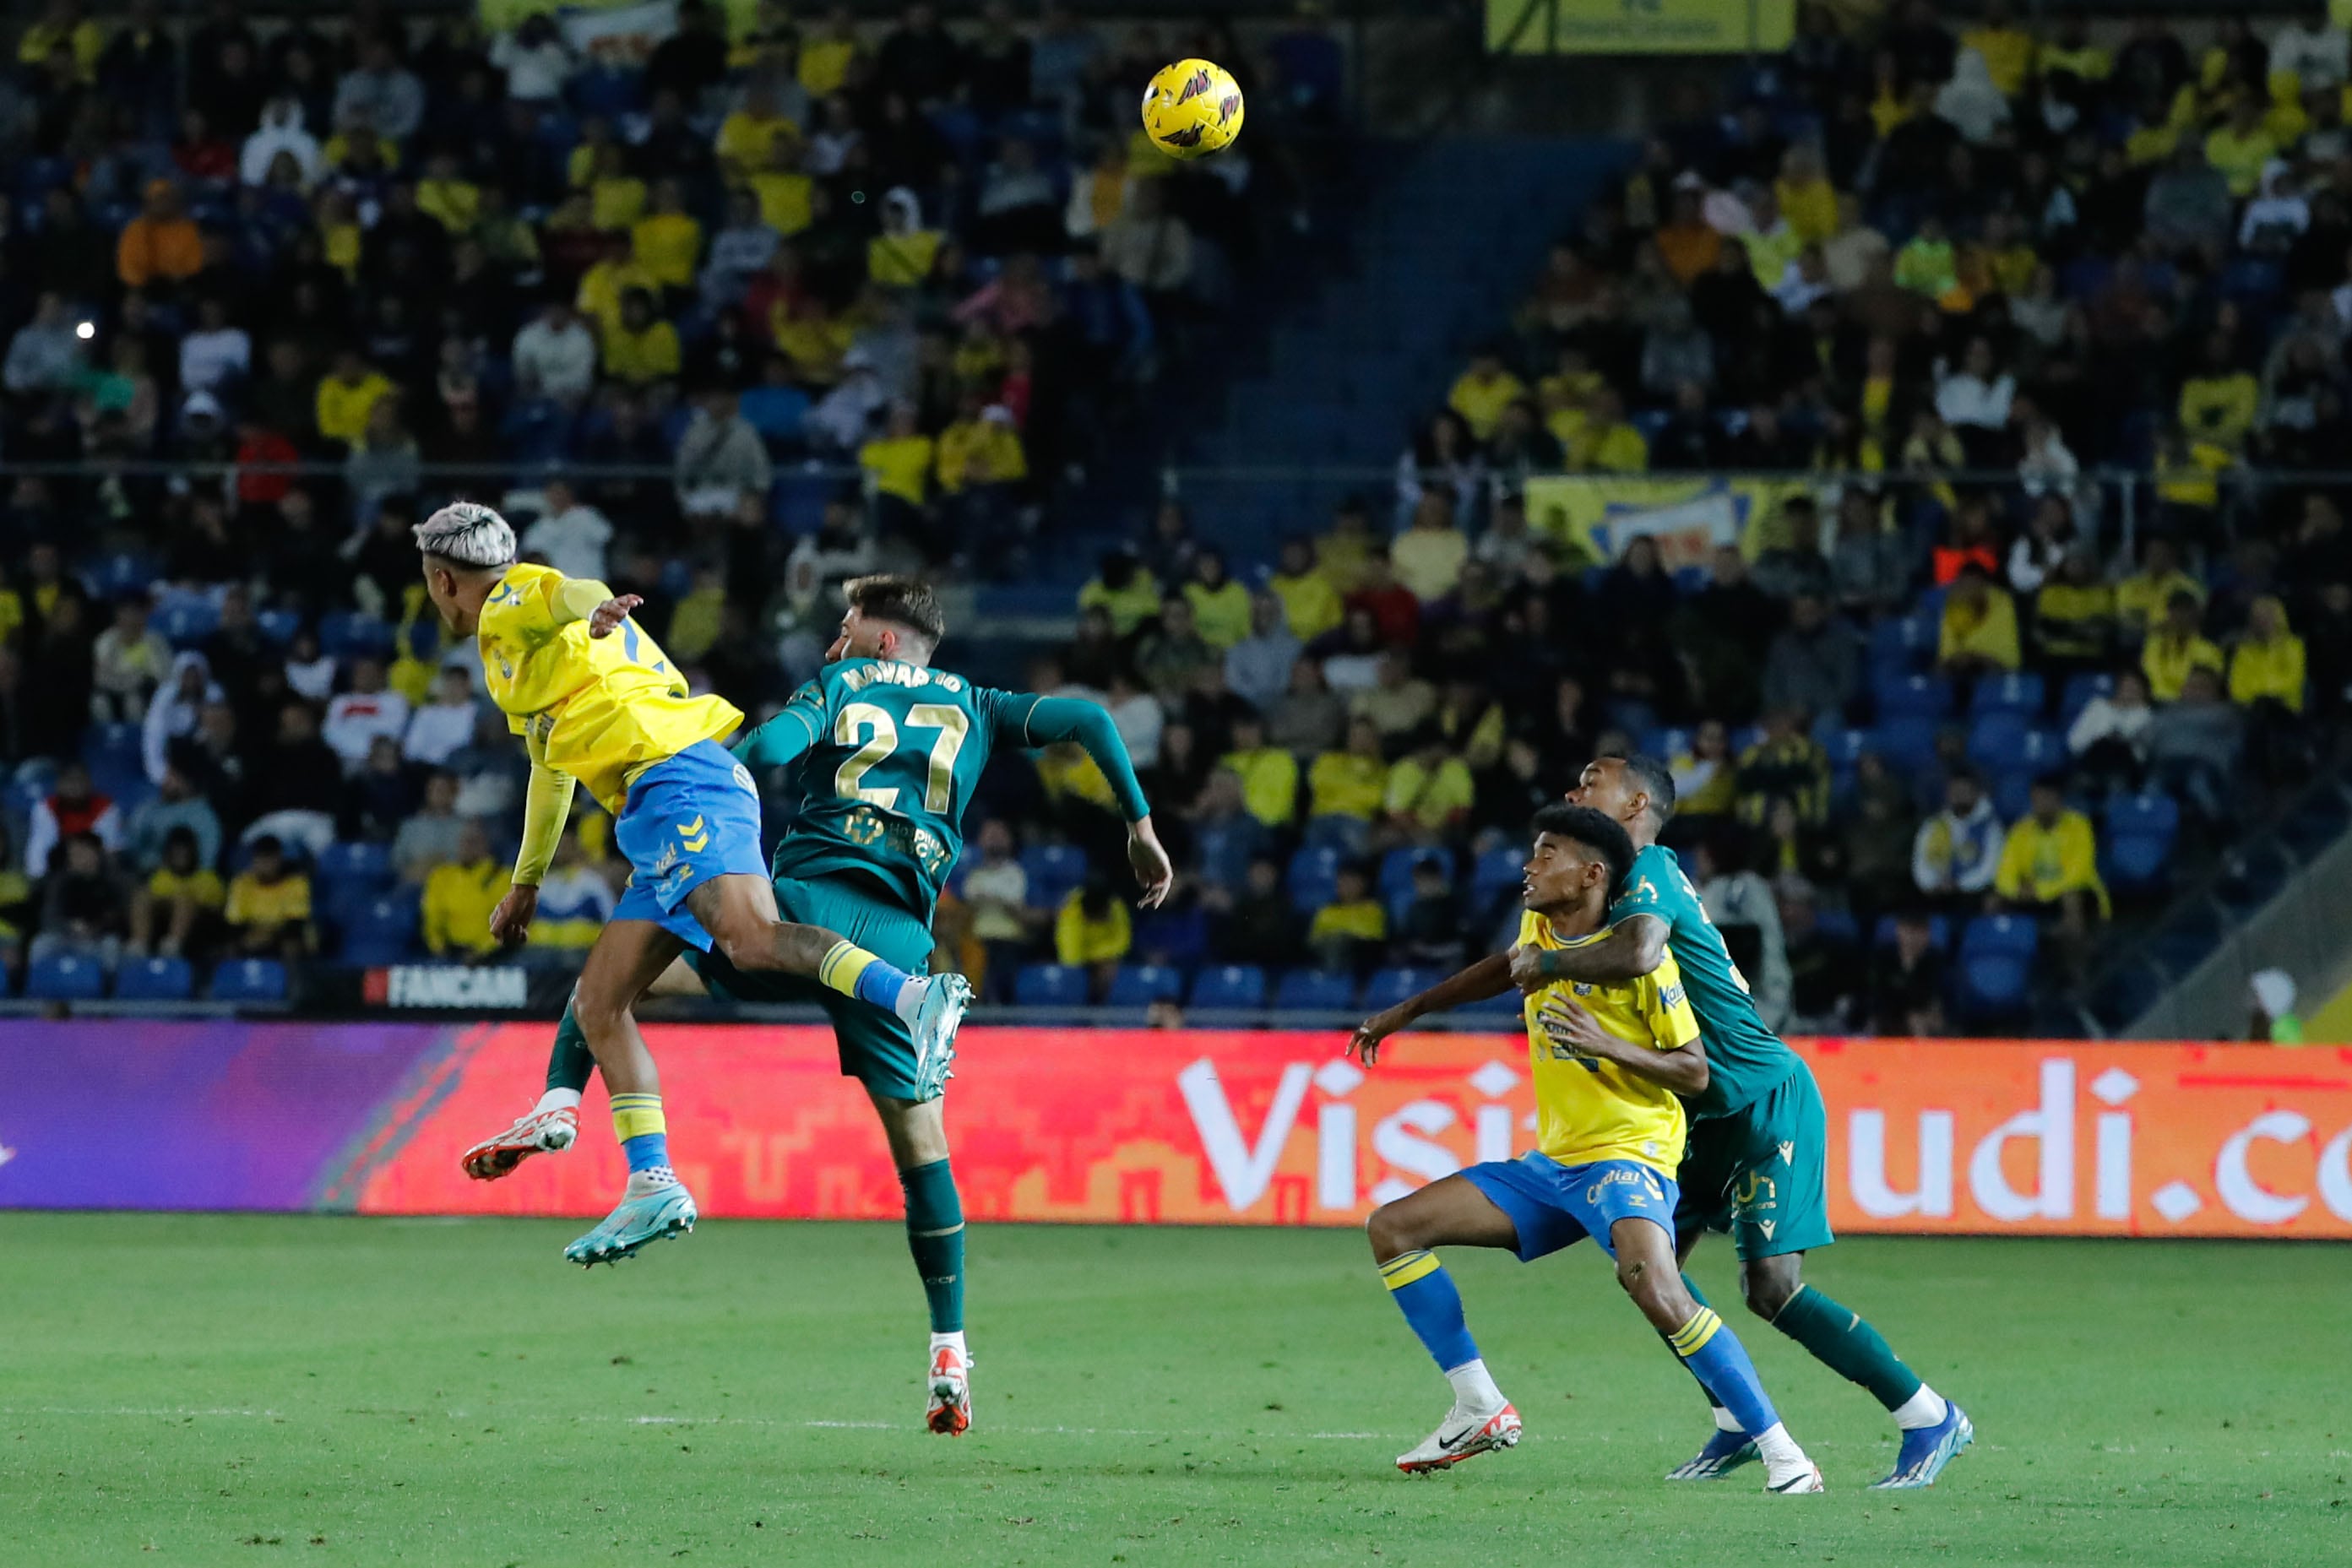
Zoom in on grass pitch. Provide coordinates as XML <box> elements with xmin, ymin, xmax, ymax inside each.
<box><xmin>0</xmin><ymin>1215</ymin><xmax>2341</xmax><ymax>1565</ymax></box>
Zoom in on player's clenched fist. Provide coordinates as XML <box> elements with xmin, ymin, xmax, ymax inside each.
<box><xmin>489</xmin><ymin>883</ymin><xmax>540</xmax><ymax>946</ymax></box>
<box><xmin>587</xmin><ymin>594</ymin><xmax>644</xmax><ymax>638</ymax></box>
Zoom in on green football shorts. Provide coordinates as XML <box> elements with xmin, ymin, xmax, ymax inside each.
<box><xmin>1673</xmin><ymin>1056</ymin><xmax>1834</xmax><ymax>1261</ymax></box>
<box><xmin>687</xmin><ymin>873</ymin><xmax>938</xmax><ymax>1103</ymax></box>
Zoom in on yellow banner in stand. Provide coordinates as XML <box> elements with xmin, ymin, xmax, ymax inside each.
<box><xmin>1487</xmin><ymin>0</ymin><xmax>1795</xmax><ymax>55</ymax></box>
<box><xmin>1520</xmin><ymin>474</ymin><xmax>1812</xmax><ymax>568</ymax></box>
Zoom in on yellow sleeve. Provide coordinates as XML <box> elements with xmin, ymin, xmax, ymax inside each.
<box><xmin>286</xmin><ymin>875</ymin><xmax>312</xmax><ymax>923</ymax></box>
<box><xmin>1053</xmin><ymin>893</ymin><xmax>1084</xmax><ymax>965</ymax></box>
<box><xmin>1642</xmin><ymin>951</ymin><xmax>1702</xmax><ymax>1050</ymax></box>
<box><xmin>514</xmin><ymin>762</ymin><xmax>578</xmax><ymax>887</ymax></box>
<box><xmin>1994</xmin><ymin>828</ymin><xmax>2031</xmax><ymax>899</ymax></box>
<box><xmin>225</xmin><ymin>876</ymin><xmax>250</xmax><ymax>924</ymax></box>
<box><xmin>421</xmin><ymin>872</ymin><xmax>452</xmax><ymax>954</ymax></box>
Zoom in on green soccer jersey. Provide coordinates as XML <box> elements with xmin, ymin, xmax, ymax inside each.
<box><xmin>734</xmin><ymin>659</ymin><xmax>1147</xmax><ymax>920</ymax></box>
<box><xmin>1607</xmin><ymin>843</ymin><xmax>1799</xmax><ymax>1119</ymax></box>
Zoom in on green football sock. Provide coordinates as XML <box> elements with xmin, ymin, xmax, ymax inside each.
<box><xmin>546</xmin><ymin>1000</ymin><xmax>595</xmax><ymax>1095</ymax></box>
<box><xmin>1769</xmin><ymin>1283</ymin><xmax>1925</xmax><ymax>1412</ymax></box>
<box><xmin>899</xmin><ymin>1158</ymin><xmax>964</xmax><ymax>1334</ymax></box>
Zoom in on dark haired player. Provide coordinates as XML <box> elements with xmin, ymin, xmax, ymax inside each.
<box><xmin>463</xmin><ymin>575</ymin><xmax>1174</xmax><ymax>1436</ymax></box>
<box><xmin>1348</xmin><ymin>806</ymin><xmax>1822</xmax><ymax>1491</ymax></box>
<box><xmin>1356</xmin><ymin>754</ymin><xmax>1970</xmax><ymax>1489</ymax></box>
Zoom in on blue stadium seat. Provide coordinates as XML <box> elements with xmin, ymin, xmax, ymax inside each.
<box><xmin>1872</xmin><ymin>717</ymin><xmax>1942</xmax><ymax>772</ymax></box>
<box><xmin>1377</xmin><ymin>846</ymin><xmax>1452</xmax><ymax>919</ymax></box>
<box><xmin>1872</xmin><ymin>914</ymin><xmax>1952</xmax><ymax>951</ymax></box>
<box><xmin>1464</xmin><ymin>987</ymin><xmax>1524</xmax><ymax>1014</ymax></box>
<box><xmin>340</xmin><ymin>892</ymin><xmax>421</xmax><ymax>965</ymax></box>
<box><xmin>319</xmin><ymin>611</ymin><xmax>396</xmax><ymax>659</ymax></box>
<box><xmin>115</xmin><ymin>955</ymin><xmax>194</xmax><ymax>1001</ymax></box>
<box><xmin>1958</xmin><ymin>952</ymin><xmax>2033</xmax><ymax>1017</ymax></box>
<box><xmin>1876</xmin><ymin>673</ymin><xmax>1953</xmax><ymax>722</ymax></box>
<box><xmin>1970</xmin><ymin>672</ymin><xmax>2045</xmax><ymax>717</ymax></box>
<box><xmin>1285</xmin><ymin>844</ymin><xmax>1344</xmax><ymax>911</ymax></box>
<box><xmin>26</xmin><ymin>951</ymin><xmax>106</xmax><ymax>1001</ymax></box>
<box><xmin>209</xmin><ymin>959</ymin><xmax>289</xmax><ymax>1003</ymax></box>
<box><xmin>82</xmin><ymin>721</ymin><xmax>142</xmax><ymax>768</ymax></box>
<box><xmin>2105</xmin><ymin>833</ymin><xmax>2173</xmax><ymax>893</ymax></box>
<box><xmin>1470</xmin><ymin>845</ymin><xmax>1524</xmax><ymax>907</ymax></box>
<box><xmin>2105</xmin><ymin>792</ymin><xmax>2181</xmax><ymax>840</ymax></box>
<box><xmin>1962</xmin><ymin>914</ymin><xmax>2040</xmax><ymax>962</ymax></box>
<box><xmin>1966</xmin><ymin>713</ymin><xmax>2034</xmax><ymax>772</ymax></box>
<box><xmin>2060</xmin><ymin>672</ymin><xmax>2115</xmax><ymax>729</ymax></box>
<box><xmin>1730</xmin><ymin>724</ymin><xmax>1765</xmax><ymax>756</ymax></box>
<box><xmin>256</xmin><ymin>609</ymin><xmax>302</xmax><ymax>646</ymax></box>
<box><xmin>1106</xmin><ymin>963</ymin><xmax>1184</xmax><ymax>1008</ymax></box>
<box><xmin>1020</xmin><ymin>843</ymin><xmax>1088</xmax><ymax>909</ymax></box>
<box><xmin>1813</xmin><ymin>906</ymin><xmax>1860</xmax><ymax>947</ymax></box>
<box><xmin>1188</xmin><ymin>964</ymin><xmax>1268</xmax><ymax>1010</ymax></box>
<box><xmin>1274</xmin><ymin>968</ymin><xmax>1357</xmax><ymax>1012</ymax></box>
<box><xmin>1013</xmin><ymin>963</ymin><xmax>1087</xmax><ymax>1007</ymax></box>
<box><xmin>1821</xmin><ymin>728</ymin><xmax>1873</xmax><ymax>769</ymax></box>
<box><xmin>1991</xmin><ymin>771</ymin><xmax>2034</xmax><ymax>823</ymax></box>
<box><xmin>155</xmin><ymin>599</ymin><xmax>220</xmax><ymax>648</ymax></box>
<box><xmin>318</xmin><ymin>841</ymin><xmax>394</xmax><ymax>888</ymax></box>
<box><xmin>1868</xmin><ymin>615</ymin><xmax>1935</xmax><ymax>672</ymax></box>
<box><xmin>1361</xmin><ymin>967</ymin><xmax>1442</xmax><ymax>1012</ymax></box>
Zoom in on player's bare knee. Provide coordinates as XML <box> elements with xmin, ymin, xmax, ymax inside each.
<box><xmin>1366</xmin><ymin>1202</ymin><xmax>1416</xmax><ymax>1261</ymax></box>
<box><xmin>1741</xmin><ymin>1261</ymin><xmax>1801</xmax><ymax>1321</ymax></box>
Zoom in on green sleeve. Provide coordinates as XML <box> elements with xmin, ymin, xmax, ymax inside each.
<box><xmin>996</xmin><ymin>691</ymin><xmax>1151</xmax><ymax>822</ymax></box>
<box><xmin>733</xmin><ymin>681</ymin><xmax>825</xmax><ymax>769</ymax></box>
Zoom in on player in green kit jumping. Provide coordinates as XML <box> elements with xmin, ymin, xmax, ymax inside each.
<box><xmin>1355</xmin><ymin>752</ymin><xmax>1970</xmax><ymax>1489</ymax></box>
<box><xmin>463</xmin><ymin>576</ymin><xmax>1174</xmax><ymax>1435</ymax></box>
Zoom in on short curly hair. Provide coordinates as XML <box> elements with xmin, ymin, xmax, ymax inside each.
<box><xmin>413</xmin><ymin>501</ymin><xmax>516</xmax><ymax>569</ymax></box>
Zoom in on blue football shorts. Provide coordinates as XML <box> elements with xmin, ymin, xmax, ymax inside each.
<box><xmin>610</xmin><ymin>738</ymin><xmax>767</xmax><ymax>951</ymax></box>
<box><xmin>1462</xmin><ymin>1153</ymin><xmax>1681</xmax><ymax>1261</ymax></box>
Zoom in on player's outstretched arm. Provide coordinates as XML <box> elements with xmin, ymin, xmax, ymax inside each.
<box><xmin>731</xmin><ymin>703</ymin><xmax>819</xmax><ymax>771</ymax></box>
<box><xmin>492</xmin><ymin>752</ymin><xmax>578</xmax><ymax>946</ymax></box>
<box><xmin>1534</xmin><ymin>996</ymin><xmax>1712</xmax><ymax>1094</ymax></box>
<box><xmin>1347</xmin><ymin>952</ymin><xmax>1513</xmax><ymax>1066</ymax></box>
<box><xmin>1506</xmin><ymin>913</ymin><xmax>1666</xmax><ymax>991</ymax></box>
<box><xmin>1018</xmin><ymin>694</ymin><xmax>1167</xmax><ymax>906</ymax></box>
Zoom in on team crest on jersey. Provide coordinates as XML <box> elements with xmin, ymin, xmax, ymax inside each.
<box><xmin>1571</xmin><ymin>981</ymin><xmax>1594</xmax><ymax>996</ymax></box>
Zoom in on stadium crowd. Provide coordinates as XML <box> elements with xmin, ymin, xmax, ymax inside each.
<box><xmin>0</xmin><ymin>1</ymin><xmax>1346</xmax><ymax>1002</ymax></box>
<box><xmin>1272</xmin><ymin>0</ymin><xmax>2352</xmax><ymax>1034</ymax></box>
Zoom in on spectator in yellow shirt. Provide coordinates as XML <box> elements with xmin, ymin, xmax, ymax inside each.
<box><xmin>750</xmin><ymin>137</ymin><xmax>815</xmax><ymax>235</ymax></box>
<box><xmin>314</xmin><ymin>350</ymin><xmax>394</xmax><ymax>448</ymax></box>
<box><xmin>421</xmin><ymin>821</ymin><xmax>511</xmax><ymax>958</ymax></box>
<box><xmin>130</xmin><ymin>826</ymin><xmax>223</xmax><ymax>959</ymax></box>
<box><xmin>870</xmin><ymin>187</ymin><xmax>943</xmax><ymax>286</ymax></box>
<box><xmin>632</xmin><ymin>178</ymin><xmax>704</xmax><ymax>291</ymax></box>
<box><xmin>415</xmin><ymin>151</ymin><xmax>481</xmax><ymax>233</ymax></box>
<box><xmin>1054</xmin><ymin>879</ymin><xmax>1131</xmax><ymax>1000</ymax></box>
<box><xmin>2228</xmin><ymin>595</ymin><xmax>2305</xmax><ymax>713</ymax></box>
<box><xmin>2113</xmin><ymin>536</ymin><xmax>2203</xmax><ymax>642</ymax></box>
<box><xmin>576</xmin><ymin>233</ymin><xmax>662</xmax><ymax>343</ymax></box>
<box><xmin>861</xmin><ymin>401</ymin><xmax>934</xmax><ymax>513</ymax></box>
<box><xmin>600</xmin><ymin>289</ymin><xmax>682</xmax><ymax>388</ymax></box>
<box><xmin>1307</xmin><ymin>864</ymin><xmax>1387</xmax><ymax>974</ymax></box>
<box><xmin>1960</xmin><ymin>0</ymin><xmax>2037</xmax><ymax>97</ymax></box>
<box><xmin>1221</xmin><ymin>713</ymin><xmax>1299</xmax><ymax>830</ymax></box>
<box><xmin>798</xmin><ymin>8</ymin><xmax>861</xmax><ymax>95</ymax></box>
<box><xmin>1774</xmin><ymin>144</ymin><xmax>1839</xmax><ymax>244</ymax></box>
<box><xmin>936</xmin><ymin>399</ymin><xmax>1027</xmax><ymax>493</ymax></box>
<box><xmin>583</xmin><ymin>140</ymin><xmax>649</xmax><ymax>231</ymax></box>
<box><xmin>1077</xmin><ymin>548</ymin><xmax>1161</xmax><ymax>637</ymax></box>
<box><xmin>1382</xmin><ymin>728</ymin><xmax>1475</xmax><ymax>838</ymax></box>
<box><xmin>225</xmin><ymin>836</ymin><xmax>313</xmax><ymax>959</ymax></box>
<box><xmin>1578</xmin><ymin>387</ymin><xmax>1649</xmax><ymax>473</ymax></box>
<box><xmin>1269</xmin><ymin>536</ymin><xmax>1344</xmax><ymax>641</ymax></box>
<box><xmin>2142</xmin><ymin>590</ymin><xmax>2225</xmax><ymax>701</ymax></box>
<box><xmin>1309</xmin><ymin>717</ymin><xmax>1391</xmax><ymax>836</ymax></box>
<box><xmin>2203</xmin><ymin>95</ymin><xmax>2278</xmax><ymax>198</ymax></box>
<box><xmin>716</xmin><ymin>78</ymin><xmax>799</xmax><ymax>176</ymax></box>
<box><xmin>1446</xmin><ymin>347</ymin><xmax>1525</xmax><ymax>442</ymax></box>
<box><xmin>19</xmin><ymin>3</ymin><xmax>106</xmax><ymax>79</ymax></box>
<box><xmin>1184</xmin><ymin>549</ymin><xmax>1253</xmax><ymax>651</ymax></box>
<box><xmin>1996</xmin><ymin>778</ymin><xmax>2110</xmax><ymax>942</ymax></box>
<box><xmin>1937</xmin><ymin>563</ymin><xmax>2022</xmax><ymax>681</ymax></box>
<box><xmin>2177</xmin><ymin>330</ymin><xmax>2259</xmax><ymax>452</ymax></box>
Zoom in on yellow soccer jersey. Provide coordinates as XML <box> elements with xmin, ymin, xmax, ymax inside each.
<box><xmin>1517</xmin><ymin>910</ymin><xmax>1700</xmax><ymax>1175</ymax></box>
<box><xmin>478</xmin><ymin>563</ymin><xmax>743</xmax><ymax>814</ymax></box>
